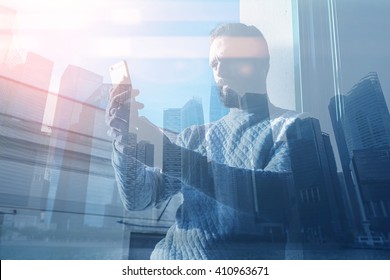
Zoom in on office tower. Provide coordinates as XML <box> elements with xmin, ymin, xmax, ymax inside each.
<box><xmin>161</xmin><ymin>97</ymin><xmax>205</xmax><ymax>224</ymax></box>
<box><xmin>85</xmin><ymin>83</ymin><xmax>111</xmax><ymax>110</ymax></box>
<box><xmin>352</xmin><ymin>147</ymin><xmax>390</xmax><ymax>235</ymax></box>
<box><xmin>0</xmin><ymin>52</ymin><xmax>53</xmax><ymax>124</ymax></box>
<box><xmin>0</xmin><ymin>51</ymin><xmax>53</xmax><ymax>216</ymax></box>
<box><xmin>15</xmin><ymin>52</ymin><xmax>53</xmax><ymax>90</ymax></box>
<box><xmin>329</xmin><ymin>72</ymin><xmax>390</xmax><ymax>235</ymax></box>
<box><xmin>49</xmin><ymin>65</ymin><xmax>104</xmax><ymax>217</ymax></box>
<box><xmin>0</xmin><ymin>125</ymin><xmax>51</xmax><ymax>209</ymax></box>
<box><xmin>163</xmin><ymin>108</ymin><xmax>181</xmax><ymax>134</ymax></box>
<box><xmin>322</xmin><ymin>133</ymin><xmax>350</xmax><ymax>236</ymax></box>
<box><xmin>334</xmin><ymin>73</ymin><xmax>390</xmax><ymax>154</ymax></box>
<box><xmin>53</xmin><ymin>65</ymin><xmax>103</xmax><ymax>131</ymax></box>
<box><xmin>0</xmin><ymin>8</ymin><xmax>53</xmax><ymax>226</ymax></box>
<box><xmin>162</xmin><ymin>108</ymin><xmax>182</xmax><ymax>196</ymax></box>
<box><xmin>137</xmin><ymin>140</ymin><xmax>154</xmax><ymax>167</ymax></box>
<box><xmin>164</xmin><ymin>97</ymin><xmax>205</xmax><ymax>135</ymax></box>
<box><xmin>286</xmin><ymin>117</ymin><xmax>343</xmax><ymax>242</ymax></box>
<box><xmin>49</xmin><ymin>65</ymin><xmax>104</xmax><ymax>229</ymax></box>
<box><xmin>0</xmin><ymin>5</ymin><xmax>17</xmax><ymax>73</ymax></box>
<box><xmin>57</xmin><ymin>65</ymin><xmax>103</xmax><ymax>101</ymax></box>
<box><xmin>181</xmin><ymin>97</ymin><xmax>204</xmax><ymax>131</ymax></box>
<box><xmin>209</xmin><ymin>82</ymin><xmax>228</xmax><ymax>123</ymax></box>
<box><xmin>103</xmin><ymin>181</ymin><xmax>124</xmax><ymax>228</ymax></box>
<box><xmin>162</xmin><ymin>97</ymin><xmax>205</xmax><ymax>192</ymax></box>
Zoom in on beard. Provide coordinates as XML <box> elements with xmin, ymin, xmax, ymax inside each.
<box><xmin>219</xmin><ymin>86</ymin><xmax>240</xmax><ymax>108</ymax></box>
<box><xmin>219</xmin><ymin>86</ymin><xmax>269</xmax><ymax>113</ymax></box>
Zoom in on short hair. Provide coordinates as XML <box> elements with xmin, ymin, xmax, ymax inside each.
<box><xmin>210</xmin><ymin>22</ymin><xmax>266</xmax><ymax>41</ymax></box>
<box><xmin>210</xmin><ymin>22</ymin><xmax>270</xmax><ymax>60</ymax></box>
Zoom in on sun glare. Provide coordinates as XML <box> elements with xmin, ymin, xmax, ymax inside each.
<box><xmin>111</xmin><ymin>8</ymin><xmax>142</xmax><ymax>25</ymax></box>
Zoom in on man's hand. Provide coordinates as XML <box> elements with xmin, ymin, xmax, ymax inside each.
<box><xmin>105</xmin><ymin>78</ymin><xmax>144</xmax><ymax>139</ymax></box>
<box><xmin>105</xmin><ymin>79</ymin><xmax>165</xmax><ymax>161</ymax></box>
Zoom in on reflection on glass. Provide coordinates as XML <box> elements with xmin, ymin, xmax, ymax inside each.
<box><xmin>329</xmin><ymin>72</ymin><xmax>390</xmax><ymax>246</ymax></box>
<box><xmin>1</xmin><ymin>1</ymin><xmax>390</xmax><ymax>260</ymax></box>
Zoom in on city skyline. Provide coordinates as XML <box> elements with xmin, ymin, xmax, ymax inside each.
<box><xmin>2</xmin><ymin>0</ymin><xmax>390</xmax><ymax>260</ymax></box>
<box><xmin>0</xmin><ymin>1</ymin><xmax>241</xmax><ymax>128</ymax></box>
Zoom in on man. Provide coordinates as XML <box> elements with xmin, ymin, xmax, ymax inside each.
<box><xmin>106</xmin><ymin>23</ymin><xmax>307</xmax><ymax>259</ymax></box>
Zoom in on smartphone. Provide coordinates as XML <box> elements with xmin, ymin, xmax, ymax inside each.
<box><xmin>109</xmin><ymin>60</ymin><xmax>132</xmax><ymax>86</ymax></box>
<box><xmin>109</xmin><ymin>60</ymin><xmax>132</xmax><ymax>132</ymax></box>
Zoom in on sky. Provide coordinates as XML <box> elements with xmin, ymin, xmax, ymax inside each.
<box><xmin>2</xmin><ymin>0</ymin><xmax>389</xmax><ymax>127</ymax></box>
<box><xmin>336</xmin><ymin>0</ymin><xmax>390</xmax><ymax>105</ymax></box>
<box><xmin>2</xmin><ymin>0</ymin><xmax>240</xmax><ymax>126</ymax></box>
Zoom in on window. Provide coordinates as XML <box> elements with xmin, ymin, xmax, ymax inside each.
<box><xmin>1</xmin><ymin>0</ymin><xmax>389</xmax><ymax>260</ymax></box>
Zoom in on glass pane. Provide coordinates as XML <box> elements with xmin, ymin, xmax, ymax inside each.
<box><xmin>1</xmin><ymin>0</ymin><xmax>390</xmax><ymax>260</ymax></box>
<box><xmin>296</xmin><ymin>0</ymin><xmax>390</xmax><ymax>257</ymax></box>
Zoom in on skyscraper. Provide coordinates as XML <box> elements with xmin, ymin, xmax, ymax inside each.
<box><xmin>137</xmin><ymin>140</ymin><xmax>154</xmax><ymax>167</ymax></box>
<box><xmin>352</xmin><ymin>147</ymin><xmax>390</xmax><ymax>236</ymax></box>
<box><xmin>286</xmin><ymin>117</ymin><xmax>344</xmax><ymax>242</ymax></box>
<box><xmin>163</xmin><ymin>108</ymin><xmax>181</xmax><ymax>134</ymax></box>
<box><xmin>0</xmin><ymin>51</ymin><xmax>54</xmax><ymax>215</ymax></box>
<box><xmin>162</xmin><ymin>108</ymin><xmax>182</xmax><ymax>200</ymax></box>
<box><xmin>329</xmin><ymin>72</ymin><xmax>390</xmax><ymax>236</ymax></box>
<box><xmin>0</xmin><ymin>5</ymin><xmax>18</xmax><ymax>73</ymax></box>
<box><xmin>181</xmin><ymin>97</ymin><xmax>204</xmax><ymax>131</ymax></box>
<box><xmin>337</xmin><ymin>73</ymin><xmax>390</xmax><ymax>154</ymax></box>
<box><xmin>53</xmin><ymin>65</ymin><xmax>103</xmax><ymax>131</ymax></box>
<box><xmin>0</xmin><ymin>52</ymin><xmax>53</xmax><ymax>124</ymax></box>
<box><xmin>49</xmin><ymin>65</ymin><xmax>104</xmax><ymax>229</ymax></box>
<box><xmin>161</xmin><ymin>97</ymin><xmax>205</xmax><ymax>221</ymax></box>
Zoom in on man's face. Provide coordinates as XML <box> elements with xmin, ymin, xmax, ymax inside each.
<box><xmin>209</xmin><ymin>36</ymin><xmax>269</xmax><ymax>98</ymax></box>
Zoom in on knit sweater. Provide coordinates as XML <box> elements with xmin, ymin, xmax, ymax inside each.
<box><xmin>111</xmin><ymin>102</ymin><xmax>306</xmax><ymax>260</ymax></box>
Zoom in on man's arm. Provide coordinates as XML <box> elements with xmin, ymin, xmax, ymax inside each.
<box><xmin>106</xmin><ymin>83</ymin><xmax>182</xmax><ymax>211</ymax></box>
<box><xmin>178</xmin><ymin>140</ymin><xmax>293</xmax><ymax>217</ymax></box>
<box><xmin>110</xmin><ymin>122</ymin><xmax>292</xmax><ymax>217</ymax></box>
<box><xmin>111</xmin><ymin>137</ymin><xmax>182</xmax><ymax>211</ymax></box>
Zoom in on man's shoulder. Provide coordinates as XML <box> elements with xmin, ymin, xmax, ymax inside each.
<box><xmin>269</xmin><ymin>107</ymin><xmax>313</xmax><ymax>141</ymax></box>
<box><xmin>270</xmin><ymin>107</ymin><xmax>310</xmax><ymax>125</ymax></box>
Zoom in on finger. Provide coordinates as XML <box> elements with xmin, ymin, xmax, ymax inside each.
<box><xmin>110</xmin><ymin>83</ymin><xmax>131</xmax><ymax>99</ymax></box>
<box><xmin>108</xmin><ymin>128</ymin><xmax>135</xmax><ymax>141</ymax></box>
<box><xmin>107</xmin><ymin>99</ymin><xmax>140</xmax><ymax>119</ymax></box>
<box><xmin>107</xmin><ymin>127</ymin><xmax>121</xmax><ymax>139</ymax></box>
<box><xmin>106</xmin><ymin>115</ymin><xmax>128</xmax><ymax>132</ymax></box>
<box><xmin>105</xmin><ymin>105</ymin><xmax>130</xmax><ymax>124</ymax></box>
<box><xmin>112</xmin><ymin>88</ymin><xmax>139</xmax><ymax>101</ymax></box>
<box><xmin>111</xmin><ymin>89</ymin><xmax>131</xmax><ymax>105</ymax></box>
<box><xmin>106</xmin><ymin>98</ymin><xmax>122</xmax><ymax>119</ymax></box>
<box><xmin>108</xmin><ymin>125</ymin><xmax>130</xmax><ymax>139</ymax></box>
<box><xmin>110</xmin><ymin>89</ymin><xmax>140</xmax><ymax>108</ymax></box>
<box><xmin>112</xmin><ymin>104</ymin><xmax>130</xmax><ymax>120</ymax></box>
<box><xmin>113</xmin><ymin>139</ymin><xmax>132</xmax><ymax>155</ymax></box>
<box><xmin>107</xmin><ymin>99</ymin><xmax>143</xmax><ymax>126</ymax></box>
<box><xmin>110</xmin><ymin>80</ymin><xmax>135</xmax><ymax>97</ymax></box>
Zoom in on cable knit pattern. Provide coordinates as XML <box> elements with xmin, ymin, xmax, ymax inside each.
<box><xmin>112</xmin><ymin>106</ymin><xmax>305</xmax><ymax>259</ymax></box>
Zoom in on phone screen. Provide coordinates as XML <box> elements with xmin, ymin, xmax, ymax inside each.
<box><xmin>109</xmin><ymin>60</ymin><xmax>131</xmax><ymax>85</ymax></box>
<box><xmin>109</xmin><ymin>60</ymin><xmax>132</xmax><ymax>133</ymax></box>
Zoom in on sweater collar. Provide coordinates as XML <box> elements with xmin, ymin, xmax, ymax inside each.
<box><xmin>229</xmin><ymin>92</ymin><xmax>272</xmax><ymax>120</ymax></box>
